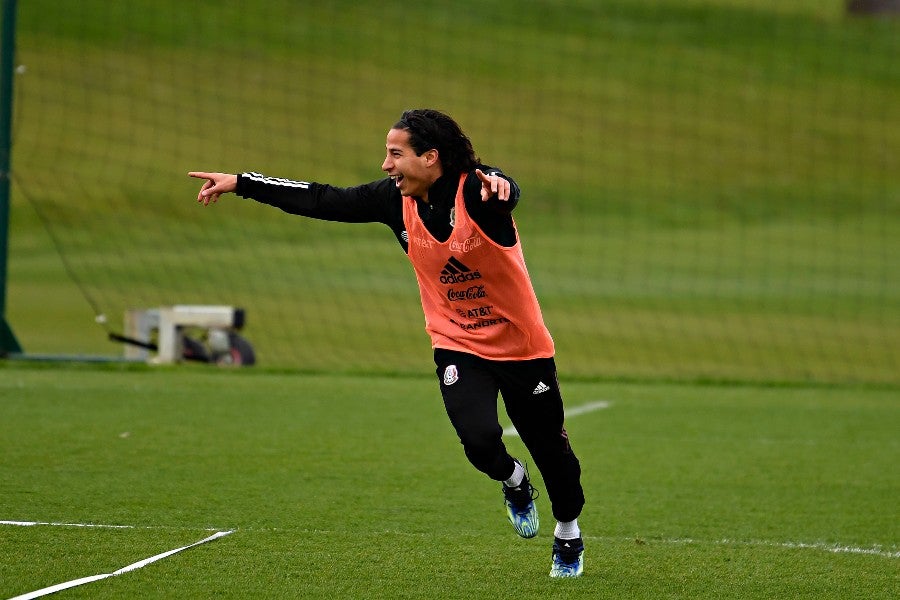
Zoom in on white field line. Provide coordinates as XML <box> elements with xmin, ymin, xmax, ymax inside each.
<box><xmin>2</xmin><ymin>519</ymin><xmax>894</xmax><ymax>596</ymax></box>
<box><xmin>723</xmin><ymin>538</ymin><xmax>900</xmax><ymax>558</ymax></box>
<box><xmin>503</xmin><ymin>400</ymin><xmax>611</xmax><ymax>437</ymax></box>
<box><xmin>3</xmin><ymin>524</ymin><xmax>233</xmax><ymax>600</ymax></box>
<box><xmin>601</xmin><ymin>535</ymin><xmax>900</xmax><ymax>559</ymax></box>
<box><xmin>0</xmin><ymin>520</ymin><xmax>222</xmax><ymax>531</ymax></box>
<box><xmin>6</xmin><ymin>521</ymin><xmax>894</xmax><ymax>559</ymax></box>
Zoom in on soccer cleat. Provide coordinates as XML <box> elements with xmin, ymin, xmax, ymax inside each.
<box><xmin>502</xmin><ymin>469</ymin><xmax>539</xmax><ymax>538</ymax></box>
<box><xmin>550</xmin><ymin>536</ymin><xmax>584</xmax><ymax>578</ymax></box>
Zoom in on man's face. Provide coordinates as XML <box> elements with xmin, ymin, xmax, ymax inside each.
<box><xmin>382</xmin><ymin>128</ymin><xmax>440</xmax><ymax>201</ymax></box>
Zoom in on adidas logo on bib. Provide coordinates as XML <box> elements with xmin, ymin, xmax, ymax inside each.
<box><xmin>533</xmin><ymin>381</ymin><xmax>550</xmax><ymax>395</ymax></box>
<box><xmin>439</xmin><ymin>257</ymin><xmax>482</xmax><ymax>284</ymax></box>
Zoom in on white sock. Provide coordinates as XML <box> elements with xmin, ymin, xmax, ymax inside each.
<box><xmin>554</xmin><ymin>519</ymin><xmax>581</xmax><ymax>540</ymax></box>
<box><xmin>502</xmin><ymin>460</ymin><xmax>525</xmax><ymax>488</ymax></box>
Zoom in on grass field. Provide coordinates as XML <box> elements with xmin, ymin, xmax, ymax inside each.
<box><xmin>1</xmin><ymin>363</ymin><xmax>897</xmax><ymax>598</ymax></box>
<box><xmin>6</xmin><ymin>0</ymin><xmax>899</xmax><ymax>382</ymax></box>
<box><xmin>2</xmin><ymin>2</ymin><xmax>898</xmax><ymax>597</ymax></box>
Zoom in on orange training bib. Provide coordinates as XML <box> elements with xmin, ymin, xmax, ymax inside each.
<box><xmin>402</xmin><ymin>173</ymin><xmax>554</xmax><ymax>360</ymax></box>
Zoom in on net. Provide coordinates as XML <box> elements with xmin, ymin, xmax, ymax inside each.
<box><xmin>6</xmin><ymin>0</ymin><xmax>899</xmax><ymax>383</ymax></box>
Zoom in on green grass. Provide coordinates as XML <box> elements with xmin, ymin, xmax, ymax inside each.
<box><xmin>5</xmin><ymin>0</ymin><xmax>899</xmax><ymax>383</ymax></box>
<box><xmin>2</xmin><ymin>4</ymin><xmax>897</xmax><ymax>597</ymax></box>
<box><xmin>1</xmin><ymin>363</ymin><xmax>897</xmax><ymax>598</ymax></box>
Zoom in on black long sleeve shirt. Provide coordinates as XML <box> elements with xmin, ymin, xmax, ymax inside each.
<box><xmin>235</xmin><ymin>167</ymin><xmax>521</xmax><ymax>252</ymax></box>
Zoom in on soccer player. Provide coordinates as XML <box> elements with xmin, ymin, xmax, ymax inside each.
<box><xmin>189</xmin><ymin>109</ymin><xmax>586</xmax><ymax>577</ymax></box>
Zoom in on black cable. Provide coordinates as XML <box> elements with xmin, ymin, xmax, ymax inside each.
<box><xmin>9</xmin><ymin>171</ymin><xmax>111</xmax><ymax>335</ymax></box>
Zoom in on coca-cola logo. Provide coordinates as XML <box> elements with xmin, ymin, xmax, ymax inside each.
<box><xmin>447</xmin><ymin>285</ymin><xmax>487</xmax><ymax>302</ymax></box>
<box><xmin>449</xmin><ymin>235</ymin><xmax>483</xmax><ymax>253</ymax></box>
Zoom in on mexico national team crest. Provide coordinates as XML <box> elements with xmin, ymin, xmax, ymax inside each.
<box><xmin>443</xmin><ymin>364</ymin><xmax>459</xmax><ymax>386</ymax></box>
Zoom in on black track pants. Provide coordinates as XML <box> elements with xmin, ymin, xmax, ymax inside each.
<box><xmin>434</xmin><ymin>348</ymin><xmax>585</xmax><ymax>523</ymax></box>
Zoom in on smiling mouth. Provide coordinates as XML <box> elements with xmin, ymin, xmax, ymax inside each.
<box><xmin>390</xmin><ymin>174</ymin><xmax>404</xmax><ymax>188</ymax></box>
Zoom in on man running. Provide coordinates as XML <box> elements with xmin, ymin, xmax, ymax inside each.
<box><xmin>190</xmin><ymin>108</ymin><xmax>586</xmax><ymax>577</ymax></box>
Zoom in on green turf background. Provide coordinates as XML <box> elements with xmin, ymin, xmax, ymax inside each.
<box><xmin>4</xmin><ymin>0</ymin><xmax>898</xmax><ymax>383</ymax></box>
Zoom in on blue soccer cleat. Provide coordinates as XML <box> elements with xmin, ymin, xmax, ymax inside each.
<box><xmin>549</xmin><ymin>536</ymin><xmax>584</xmax><ymax>578</ymax></box>
<box><xmin>502</xmin><ymin>471</ymin><xmax>539</xmax><ymax>539</ymax></box>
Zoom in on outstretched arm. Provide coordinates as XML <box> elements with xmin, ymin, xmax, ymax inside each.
<box><xmin>188</xmin><ymin>171</ymin><xmax>238</xmax><ymax>205</ymax></box>
<box><xmin>189</xmin><ymin>170</ymin><xmax>401</xmax><ymax>230</ymax></box>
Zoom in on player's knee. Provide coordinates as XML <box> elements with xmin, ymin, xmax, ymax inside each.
<box><xmin>461</xmin><ymin>438</ymin><xmax>508</xmax><ymax>478</ymax></box>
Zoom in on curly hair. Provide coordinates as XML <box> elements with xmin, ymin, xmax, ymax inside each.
<box><xmin>393</xmin><ymin>109</ymin><xmax>480</xmax><ymax>174</ymax></box>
